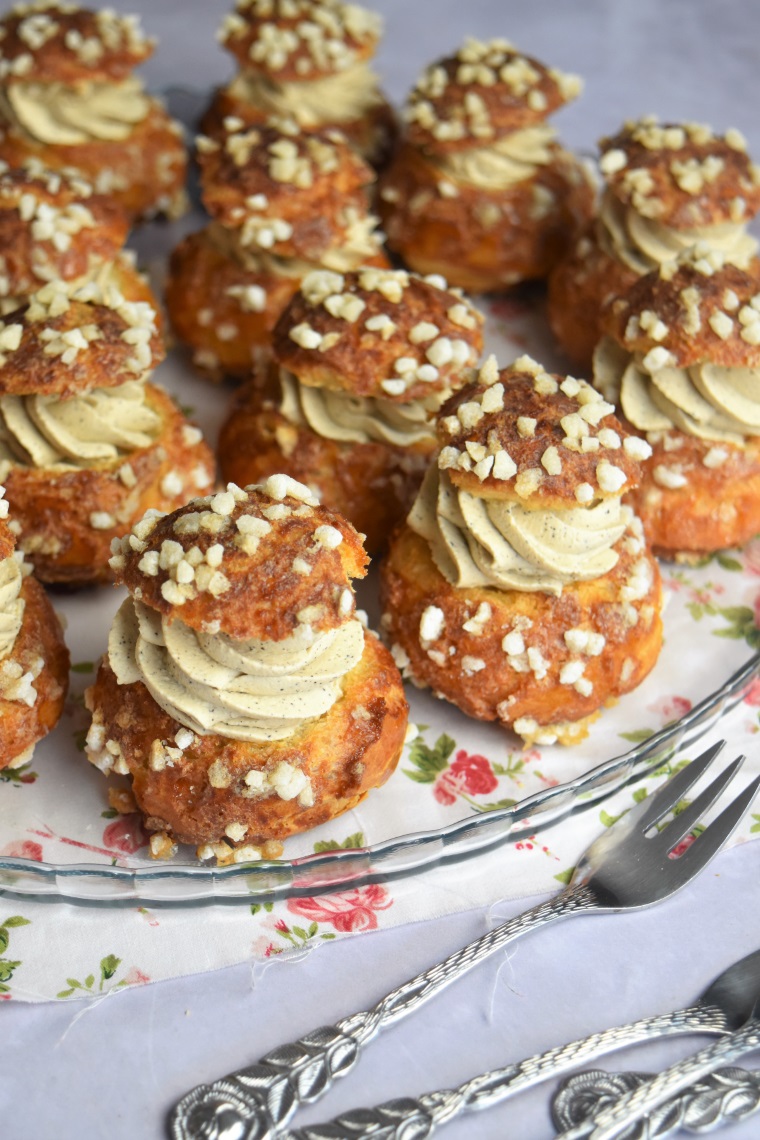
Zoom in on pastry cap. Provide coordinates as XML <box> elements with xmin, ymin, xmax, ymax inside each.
<box><xmin>218</xmin><ymin>0</ymin><xmax>382</xmax><ymax>80</ymax></box>
<box><xmin>436</xmin><ymin>355</ymin><xmax>644</xmax><ymax>508</ymax></box>
<box><xmin>403</xmin><ymin>38</ymin><xmax>582</xmax><ymax>154</ymax></box>
<box><xmin>272</xmin><ymin>266</ymin><xmax>484</xmax><ymax>402</ymax></box>
<box><xmin>110</xmin><ymin>477</ymin><xmax>369</xmax><ymax>643</ymax></box>
<box><xmin>0</xmin><ymin>2</ymin><xmax>154</xmax><ymax>85</ymax></box>
<box><xmin>197</xmin><ymin>118</ymin><xmax>375</xmax><ymax>254</ymax></box>
<box><xmin>0</xmin><ymin>281</ymin><xmax>162</xmax><ymax>398</ymax></box>
<box><xmin>603</xmin><ymin>250</ymin><xmax>760</xmax><ymax>369</ymax></box>
<box><xmin>599</xmin><ymin>116</ymin><xmax>760</xmax><ymax>227</ymax></box>
<box><xmin>0</xmin><ymin>161</ymin><xmax>129</xmax><ymax>293</ymax></box>
<box><xmin>198</xmin><ymin>116</ymin><xmax>373</xmax><ymax>223</ymax></box>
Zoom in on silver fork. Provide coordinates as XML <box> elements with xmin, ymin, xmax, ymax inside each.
<box><xmin>169</xmin><ymin>741</ymin><xmax>760</xmax><ymax>1140</ymax></box>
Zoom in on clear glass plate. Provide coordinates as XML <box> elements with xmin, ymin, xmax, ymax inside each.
<box><xmin>2</xmin><ymin>140</ymin><xmax>760</xmax><ymax>905</ymax></box>
<box><xmin>1</xmin><ymin>649</ymin><xmax>758</xmax><ymax>903</ymax></box>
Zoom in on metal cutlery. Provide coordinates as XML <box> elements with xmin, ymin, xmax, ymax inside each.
<box><xmin>231</xmin><ymin>949</ymin><xmax>760</xmax><ymax>1139</ymax></box>
<box><xmin>553</xmin><ymin>1065</ymin><xmax>760</xmax><ymax>1138</ymax></box>
<box><xmin>169</xmin><ymin>742</ymin><xmax>760</xmax><ymax>1140</ymax></box>
<box><xmin>557</xmin><ymin>1008</ymin><xmax>760</xmax><ymax>1140</ymax></box>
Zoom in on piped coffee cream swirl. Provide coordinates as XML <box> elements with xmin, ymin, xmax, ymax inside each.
<box><xmin>0</xmin><ymin>552</ymin><xmax>24</xmax><ymax>660</ymax></box>
<box><xmin>409</xmin><ymin>465</ymin><xmax>627</xmax><ymax>596</ymax></box>
<box><xmin>279</xmin><ymin>369</ymin><xmax>437</xmax><ymax>447</ymax></box>
<box><xmin>108</xmin><ymin>598</ymin><xmax>365</xmax><ymax>742</ymax></box>
<box><xmin>2</xmin><ymin>78</ymin><xmax>151</xmax><ymax>146</ymax></box>
<box><xmin>598</xmin><ymin>189</ymin><xmax>758</xmax><ymax>275</ymax></box>
<box><xmin>432</xmin><ymin>126</ymin><xmax>556</xmax><ymax>190</ymax></box>
<box><xmin>227</xmin><ymin>62</ymin><xmax>382</xmax><ymax>127</ymax></box>
<box><xmin>0</xmin><ymin>381</ymin><xmax>162</xmax><ymax>468</ymax></box>
<box><xmin>595</xmin><ymin>336</ymin><xmax>760</xmax><ymax>445</ymax></box>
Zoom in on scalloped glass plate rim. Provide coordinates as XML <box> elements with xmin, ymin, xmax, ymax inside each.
<box><xmin>2</xmin><ymin>650</ymin><xmax>758</xmax><ymax>904</ymax></box>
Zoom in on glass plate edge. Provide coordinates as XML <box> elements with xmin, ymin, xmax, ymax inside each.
<box><xmin>2</xmin><ymin>650</ymin><xmax>758</xmax><ymax>904</ymax></box>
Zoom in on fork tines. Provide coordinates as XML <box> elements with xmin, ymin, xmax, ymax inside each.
<box><xmin>635</xmin><ymin>740</ymin><xmax>726</xmax><ymax>833</ymax></box>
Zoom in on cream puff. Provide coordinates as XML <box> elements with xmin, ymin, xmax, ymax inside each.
<box><xmin>0</xmin><ymin>278</ymin><xmax>214</xmax><ymax>585</ymax></box>
<box><xmin>218</xmin><ymin>267</ymin><xmax>484</xmax><ymax>553</ymax></box>
<box><xmin>86</xmin><ymin>475</ymin><xmax>409</xmax><ymax>858</ymax></box>
<box><xmin>594</xmin><ymin>249</ymin><xmax>760</xmax><ymax>558</ymax></box>
<box><xmin>0</xmin><ymin>487</ymin><xmax>68</xmax><ymax>770</ymax></box>
<box><xmin>548</xmin><ymin>117</ymin><xmax>760</xmax><ymax>370</ymax></box>
<box><xmin>378</xmin><ymin>38</ymin><xmax>594</xmax><ymax>293</ymax></box>
<box><xmin>380</xmin><ymin>355</ymin><xmax>663</xmax><ymax>745</ymax></box>
<box><xmin>203</xmin><ymin>0</ymin><xmax>396</xmax><ymax>169</ymax></box>
<box><xmin>0</xmin><ymin>161</ymin><xmax>159</xmax><ymax>313</ymax></box>
<box><xmin>165</xmin><ymin>116</ymin><xmax>387</xmax><ymax>381</ymax></box>
<box><xmin>0</xmin><ymin>2</ymin><xmax>187</xmax><ymax>221</ymax></box>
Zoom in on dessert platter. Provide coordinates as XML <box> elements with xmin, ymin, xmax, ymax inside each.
<box><xmin>1</xmin><ymin>2</ymin><xmax>760</xmax><ymax>906</ymax></box>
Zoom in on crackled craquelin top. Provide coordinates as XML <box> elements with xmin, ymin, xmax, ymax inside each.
<box><xmin>591</xmin><ymin>117</ymin><xmax>760</xmax><ymax>275</ymax></box>
<box><xmin>0</xmin><ymin>3</ymin><xmax>158</xmax><ymax>147</ymax></box>
<box><xmin>409</xmin><ymin>354</ymin><xmax>652</xmax><ymax>596</ymax></box>
<box><xmin>595</xmin><ymin>251</ymin><xmax>760</xmax><ymax>469</ymax></box>
<box><xmin>106</xmin><ymin>475</ymin><xmax>370</xmax><ymax>742</ymax></box>
<box><xmin>400</xmin><ymin>38</ymin><xmax>582</xmax><ymax>191</ymax></box>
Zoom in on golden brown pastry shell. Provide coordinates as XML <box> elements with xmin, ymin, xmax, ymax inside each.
<box><xmin>0</xmin><ymin>7</ymin><xmax>152</xmax><ymax>85</ymax></box>
<box><xmin>379</xmin><ymin>143</ymin><xmax>594</xmax><ymax>292</ymax></box>
<box><xmin>0</xmin><ymin>169</ymin><xmax>129</xmax><ymax>294</ymax></box>
<box><xmin>404</xmin><ymin>51</ymin><xmax>572</xmax><ymax>155</ymax></box>
<box><xmin>86</xmin><ymin>630</ymin><xmax>408</xmax><ymax>847</ymax></box>
<box><xmin>2</xmin><ymin>384</ymin><xmax>214</xmax><ymax>585</ymax></box>
<box><xmin>380</xmin><ymin>524</ymin><xmax>662</xmax><ymax>739</ymax></box>
<box><xmin>165</xmin><ymin>228</ymin><xmax>301</xmax><ymax>380</ymax></box>
<box><xmin>603</xmin><ymin>259</ymin><xmax>760</xmax><ymax>370</ymax></box>
<box><xmin>218</xmin><ymin>378</ymin><xmax>433</xmax><ymax>555</ymax></box>
<box><xmin>624</xmin><ymin>428</ymin><xmax>760</xmax><ymax>558</ymax></box>
<box><xmin>117</xmin><ymin>486</ymin><xmax>367</xmax><ymax>643</ymax></box>
<box><xmin>219</xmin><ymin>5</ymin><xmax>379</xmax><ymax>82</ymax></box>
<box><xmin>547</xmin><ymin>230</ymin><xmax>639</xmax><ymax>373</ymax></box>
<box><xmin>0</xmin><ymin>101</ymin><xmax>186</xmax><ymax>222</ymax></box>
<box><xmin>200</xmin><ymin>85</ymin><xmax>397</xmax><ymax>171</ymax></box>
<box><xmin>0</xmin><ymin>574</ymin><xmax>69</xmax><ymax>769</ymax></box>
<box><xmin>165</xmin><ymin>227</ymin><xmax>389</xmax><ymax>381</ymax></box>
<box><xmin>274</xmin><ymin>268</ymin><xmax>483</xmax><ymax>403</ymax></box>
<box><xmin>0</xmin><ymin>293</ymin><xmax>163</xmax><ymax>399</ymax></box>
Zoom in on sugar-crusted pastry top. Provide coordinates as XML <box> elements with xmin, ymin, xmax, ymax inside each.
<box><xmin>109</xmin><ymin>476</ymin><xmax>368</xmax><ymax>643</ymax></box>
<box><xmin>272</xmin><ymin>267</ymin><xmax>483</xmax><ymax>402</ymax></box>
<box><xmin>0</xmin><ymin>280</ymin><xmax>161</xmax><ymax>398</ymax></box>
<box><xmin>218</xmin><ymin>0</ymin><xmax>382</xmax><ymax>81</ymax></box>
<box><xmin>436</xmin><ymin>355</ymin><xmax>645</xmax><ymax>508</ymax></box>
<box><xmin>403</xmin><ymin>37</ymin><xmax>582</xmax><ymax>155</ymax></box>
<box><xmin>0</xmin><ymin>162</ymin><xmax>128</xmax><ymax>295</ymax></box>
<box><xmin>602</xmin><ymin>251</ymin><xmax>760</xmax><ymax>369</ymax></box>
<box><xmin>197</xmin><ymin>118</ymin><xmax>377</xmax><ymax>259</ymax></box>
<box><xmin>598</xmin><ymin>117</ymin><xmax>760</xmax><ymax>228</ymax></box>
<box><xmin>0</xmin><ymin>2</ymin><xmax>154</xmax><ymax>85</ymax></box>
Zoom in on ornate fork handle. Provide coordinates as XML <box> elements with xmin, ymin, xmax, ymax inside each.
<box><xmin>572</xmin><ymin>1019</ymin><xmax>760</xmax><ymax>1140</ymax></box>
<box><xmin>268</xmin><ymin>1002</ymin><xmax>726</xmax><ymax>1139</ymax></box>
<box><xmin>553</xmin><ymin>1066</ymin><xmax>760</xmax><ymax>1138</ymax></box>
<box><xmin>169</xmin><ymin>885</ymin><xmax>598</xmax><ymax>1140</ymax></box>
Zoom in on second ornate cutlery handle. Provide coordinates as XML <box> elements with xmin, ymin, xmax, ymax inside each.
<box><xmin>277</xmin><ymin>1003</ymin><xmax>727</xmax><ymax>1139</ymax></box>
<box><xmin>569</xmin><ymin>1017</ymin><xmax>760</xmax><ymax>1140</ymax></box>
<box><xmin>169</xmin><ymin>886</ymin><xmax>598</xmax><ymax>1140</ymax></box>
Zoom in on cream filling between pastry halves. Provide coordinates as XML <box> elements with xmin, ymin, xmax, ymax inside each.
<box><xmin>409</xmin><ymin>465</ymin><xmax>627</xmax><ymax>596</ymax></box>
<box><xmin>227</xmin><ymin>61</ymin><xmax>383</xmax><ymax>127</ymax></box>
<box><xmin>108</xmin><ymin>598</ymin><xmax>365</xmax><ymax>742</ymax></box>
<box><xmin>432</xmin><ymin>126</ymin><xmax>557</xmax><ymax>190</ymax></box>
<box><xmin>598</xmin><ymin>190</ymin><xmax>758</xmax><ymax>275</ymax></box>
<box><xmin>2</xmin><ymin>77</ymin><xmax>152</xmax><ymax>146</ymax></box>
<box><xmin>0</xmin><ymin>381</ymin><xmax>162</xmax><ymax>468</ymax></box>
<box><xmin>595</xmin><ymin>336</ymin><xmax>760</xmax><ymax>445</ymax></box>
<box><xmin>0</xmin><ymin>553</ymin><xmax>24</xmax><ymax>660</ymax></box>
<box><xmin>279</xmin><ymin>368</ymin><xmax>437</xmax><ymax>448</ymax></box>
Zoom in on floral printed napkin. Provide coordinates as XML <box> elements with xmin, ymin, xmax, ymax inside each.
<box><xmin>2</xmin><ymin>287</ymin><xmax>760</xmax><ymax>1003</ymax></box>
